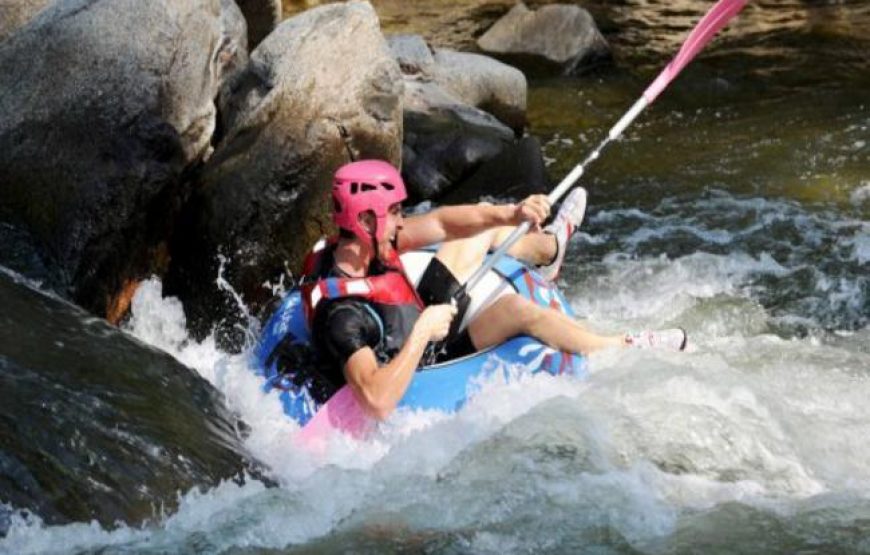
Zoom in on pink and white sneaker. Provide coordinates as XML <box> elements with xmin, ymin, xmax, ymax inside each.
<box><xmin>626</xmin><ymin>328</ymin><xmax>688</xmax><ymax>352</ymax></box>
<box><xmin>538</xmin><ymin>187</ymin><xmax>587</xmax><ymax>282</ymax></box>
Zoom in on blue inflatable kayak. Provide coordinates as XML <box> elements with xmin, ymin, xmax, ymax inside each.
<box><xmin>253</xmin><ymin>250</ymin><xmax>586</xmax><ymax>433</ymax></box>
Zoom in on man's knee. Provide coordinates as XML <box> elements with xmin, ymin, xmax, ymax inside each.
<box><xmin>494</xmin><ymin>295</ymin><xmax>540</xmax><ymax>330</ymax></box>
<box><xmin>435</xmin><ymin>232</ymin><xmax>494</xmax><ymax>280</ymax></box>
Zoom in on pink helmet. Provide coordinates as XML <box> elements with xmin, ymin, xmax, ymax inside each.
<box><xmin>332</xmin><ymin>159</ymin><xmax>407</xmax><ymax>243</ymax></box>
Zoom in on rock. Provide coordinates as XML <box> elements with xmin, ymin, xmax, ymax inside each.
<box><xmin>234</xmin><ymin>0</ymin><xmax>281</xmax><ymax>50</ymax></box>
<box><xmin>389</xmin><ymin>34</ymin><xmax>527</xmax><ymax>132</ymax></box>
<box><xmin>387</xmin><ymin>34</ymin><xmax>527</xmax><ymax>202</ymax></box>
<box><xmin>477</xmin><ymin>2</ymin><xmax>611</xmax><ymax>76</ymax></box>
<box><xmin>0</xmin><ymin>271</ymin><xmax>261</xmax><ymax>528</ymax></box>
<box><xmin>165</xmin><ymin>1</ymin><xmax>403</xmax><ymax>348</ymax></box>
<box><xmin>438</xmin><ymin>135</ymin><xmax>550</xmax><ymax>205</ymax></box>
<box><xmin>0</xmin><ymin>0</ymin><xmax>245</xmax><ymax>318</ymax></box>
<box><xmin>402</xmin><ymin>109</ymin><xmax>510</xmax><ymax>201</ymax></box>
<box><xmin>387</xmin><ymin>33</ymin><xmax>436</xmax><ymax>76</ymax></box>
<box><xmin>402</xmin><ymin>79</ymin><xmax>516</xmax><ymax>141</ymax></box>
<box><xmin>432</xmin><ymin>49</ymin><xmax>527</xmax><ymax>131</ymax></box>
<box><xmin>0</xmin><ymin>0</ymin><xmax>51</xmax><ymax>42</ymax></box>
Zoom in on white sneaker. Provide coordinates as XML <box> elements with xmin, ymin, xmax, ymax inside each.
<box><xmin>626</xmin><ymin>328</ymin><xmax>688</xmax><ymax>351</ymax></box>
<box><xmin>538</xmin><ymin>187</ymin><xmax>587</xmax><ymax>282</ymax></box>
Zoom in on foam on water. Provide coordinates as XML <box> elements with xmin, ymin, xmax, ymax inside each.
<box><xmin>567</xmin><ymin>191</ymin><xmax>870</xmax><ymax>333</ymax></box>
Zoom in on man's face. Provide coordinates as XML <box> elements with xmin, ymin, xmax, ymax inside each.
<box><xmin>359</xmin><ymin>202</ymin><xmax>404</xmax><ymax>251</ymax></box>
<box><xmin>383</xmin><ymin>203</ymin><xmax>404</xmax><ymax>245</ymax></box>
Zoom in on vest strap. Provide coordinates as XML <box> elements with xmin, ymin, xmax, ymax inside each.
<box><xmin>300</xmin><ymin>237</ymin><xmax>424</xmax><ymax>327</ymax></box>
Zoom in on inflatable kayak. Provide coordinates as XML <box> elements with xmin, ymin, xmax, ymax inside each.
<box><xmin>253</xmin><ymin>249</ymin><xmax>586</xmax><ymax>438</ymax></box>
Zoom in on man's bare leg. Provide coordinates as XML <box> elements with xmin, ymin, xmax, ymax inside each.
<box><xmin>431</xmin><ymin>231</ymin><xmax>685</xmax><ymax>355</ymax></box>
<box><xmin>435</xmin><ymin>187</ymin><xmax>589</xmax><ymax>276</ymax></box>
<box><xmin>431</xmin><ymin>230</ymin><xmax>625</xmax><ymax>355</ymax></box>
<box><xmin>468</xmin><ymin>294</ymin><xmax>625</xmax><ymax>355</ymax></box>
<box><xmin>492</xmin><ymin>226</ymin><xmax>556</xmax><ymax>266</ymax></box>
<box><xmin>433</xmin><ymin>227</ymin><xmax>554</xmax><ymax>282</ymax></box>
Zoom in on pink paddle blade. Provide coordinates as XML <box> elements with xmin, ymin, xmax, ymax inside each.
<box><xmin>296</xmin><ymin>385</ymin><xmax>373</xmax><ymax>448</ymax></box>
<box><xmin>643</xmin><ymin>0</ymin><xmax>748</xmax><ymax>103</ymax></box>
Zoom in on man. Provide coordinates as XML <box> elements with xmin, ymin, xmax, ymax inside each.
<box><xmin>302</xmin><ymin>160</ymin><xmax>686</xmax><ymax>420</ymax></box>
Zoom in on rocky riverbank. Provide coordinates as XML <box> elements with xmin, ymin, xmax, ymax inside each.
<box><xmin>0</xmin><ymin>0</ymin><xmax>608</xmax><ymax>346</ymax></box>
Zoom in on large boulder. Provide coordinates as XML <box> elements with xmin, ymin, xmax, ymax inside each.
<box><xmin>0</xmin><ymin>0</ymin><xmax>52</xmax><ymax>42</ymax></box>
<box><xmin>0</xmin><ymin>0</ymin><xmax>246</xmax><ymax>321</ymax></box>
<box><xmin>165</xmin><ymin>1</ymin><xmax>403</xmax><ymax>347</ymax></box>
<box><xmin>477</xmin><ymin>2</ymin><xmax>611</xmax><ymax>76</ymax></box>
<box><xmin>0</xmin><ymin>271</ymin><xmax>260</xmax><ymax>528</ymax></box>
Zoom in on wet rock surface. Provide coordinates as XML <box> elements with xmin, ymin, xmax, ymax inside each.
<box><xmin>389</xmin><ymin>33</ymin><xmax>536</xmax><ymax>202</ymax></box>
<box><xmin>0</xmin><ymin>270</ymin><xmax>260</xmax><ymax>528</ymax></box>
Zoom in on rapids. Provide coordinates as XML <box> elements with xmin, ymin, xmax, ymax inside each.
<box><xmin>2</xmin><ymin>0</ymin><xmax>869</xmax><ymax>552</ymax></box>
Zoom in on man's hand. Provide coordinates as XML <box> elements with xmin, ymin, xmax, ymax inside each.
<box><xmin>417</xmin><ymin>303</ymin><xmax>458</xmax><ymax>342</ymax></box>
<box><xmin>343</xmin><ymin>302</ymin><xmax>458</xmax><ymax>421</ymax></box>
<box><xmin>513</xmin><ymin>194</ymin><xmax>551</xmax><ymax>229</ymax></box>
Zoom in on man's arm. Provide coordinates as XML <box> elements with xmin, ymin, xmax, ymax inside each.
<box><xmin>343</xmin><ymin>304</ymin><xmax>456</xmax><ymax>420</ymax></box>
<box><xmin>398</xmin><ymin>195</ymin><xmax>551</xmax><ymax>251</ymax></box>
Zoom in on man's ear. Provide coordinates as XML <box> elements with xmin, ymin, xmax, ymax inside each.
<box><xmin>358</xmin><ymin>210</ymin><xmax>376</xmax><ymax>234</ymax></box>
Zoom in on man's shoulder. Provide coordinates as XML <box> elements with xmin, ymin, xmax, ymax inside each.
<box><xmin>315</xmin><ymin>297</ymin><xmax>376</xmax><ymax>328</ymax></box>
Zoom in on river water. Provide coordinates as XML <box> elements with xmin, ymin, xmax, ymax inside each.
<box><xmin>3</xmin><ymin>1</ymin><xmax>869</xmax><ymax>553</ymax></box>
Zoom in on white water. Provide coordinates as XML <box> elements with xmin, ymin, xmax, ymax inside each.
<box><xmin>3</xmin><ymin>195</ymin><xmax>869</xmax><ymax>554</ymax></box>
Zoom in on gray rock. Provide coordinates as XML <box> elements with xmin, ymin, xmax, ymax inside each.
<box><xmin>166</xmin><ymin>1</ymin><xmax>403</xmax><ymax>347</ymax></box>
<box><xmin>402</xmin><ymin>109</ymin><xmax>509</xmax><ymax>201</ymax></box>
<box><xmin>234</xmin><ymin>0</ymin><xmax>281</xmax><ymax>50</ymax></box>
<box><xmin>0</xmin><ymin>0</ymin><xmax>245</xmax><ymax>317</ymax></box>
<box><xmin>0</xmin><ymin>0</ymin><xmax>51</xmax><ymax>42</ymax></box>
<box><xmin>385</xmin><ymin>34</ymin><xmax>527</xmax><ymax>201</ymax></box>
<box><xmin>478</xmin><ymin>2</ymin><xmax>611</xmax><ymax>75</ymax></box>
<box><xmin>432</xmin><ymin>48</ymin><xmax>527</xmax><ymax>131</ymax></box>
<box><xmin>387</xmin><ymin>34</ymin><xmax>435</xmax><ymax>77</ymax></box>
<box><xmin>402</xmin><ymin>79</ymin><xmax>516</xmax><ymax>140</ymax></box>
<box><xmin>389</xmin><ymin>34</ymin><xmax>526</xmax><ymax>133</ymax></box>
<box><xmin>216</xmin><ymin>0</ymin><xmax>251</xmax><ymax>133</ymax></box>
<box><xmin>0</xmin><ymin>271</ymin><xmax>261</xmax><ymax>528</ymax></box>
<box><xmin>401</xmin><ymin>78</ymin><xmax>518</xmax><ymax>202</ymax></box>
<box><xmin>438</xmin><ymin>136</ymin><xmax>550</xmax><ymax>205</ymax></box>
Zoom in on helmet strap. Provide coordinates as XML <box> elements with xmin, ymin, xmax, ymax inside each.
<box><xmin>369</xmin><ymin>229</ymin><xmax>380</xmax><ymax>273</ymax></box>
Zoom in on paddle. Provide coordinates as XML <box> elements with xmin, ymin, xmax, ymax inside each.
<box><xmin>457</xmin><ymin>0</ymin><xmax>749</xmax><ymax>300</ymax></box>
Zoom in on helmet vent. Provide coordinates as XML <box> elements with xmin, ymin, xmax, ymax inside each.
<box><xmin>350</xmin><ymin>182</ymin><xmax>359</xmax><ymax>194</ymax></box>
<box><xmin>381</xmin><ymin>182</ymin><xmax>395</xmax><ymax>190</ymax></box>
<box><xmin>360</xmin><ymin>182</ymin><xmax>377</xmax><ymax>192</ymax></box>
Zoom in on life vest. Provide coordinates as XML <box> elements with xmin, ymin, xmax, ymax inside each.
<box><xmin>300</xmin><ymin>237</ymin><xmax>424</xmax><ymax>361</ymax></box>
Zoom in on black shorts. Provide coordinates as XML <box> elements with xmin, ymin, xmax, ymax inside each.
<box><xmin>415</xmin><ymin>256</ymin><xmax>477</xmax><ymax>362</ymax></box>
